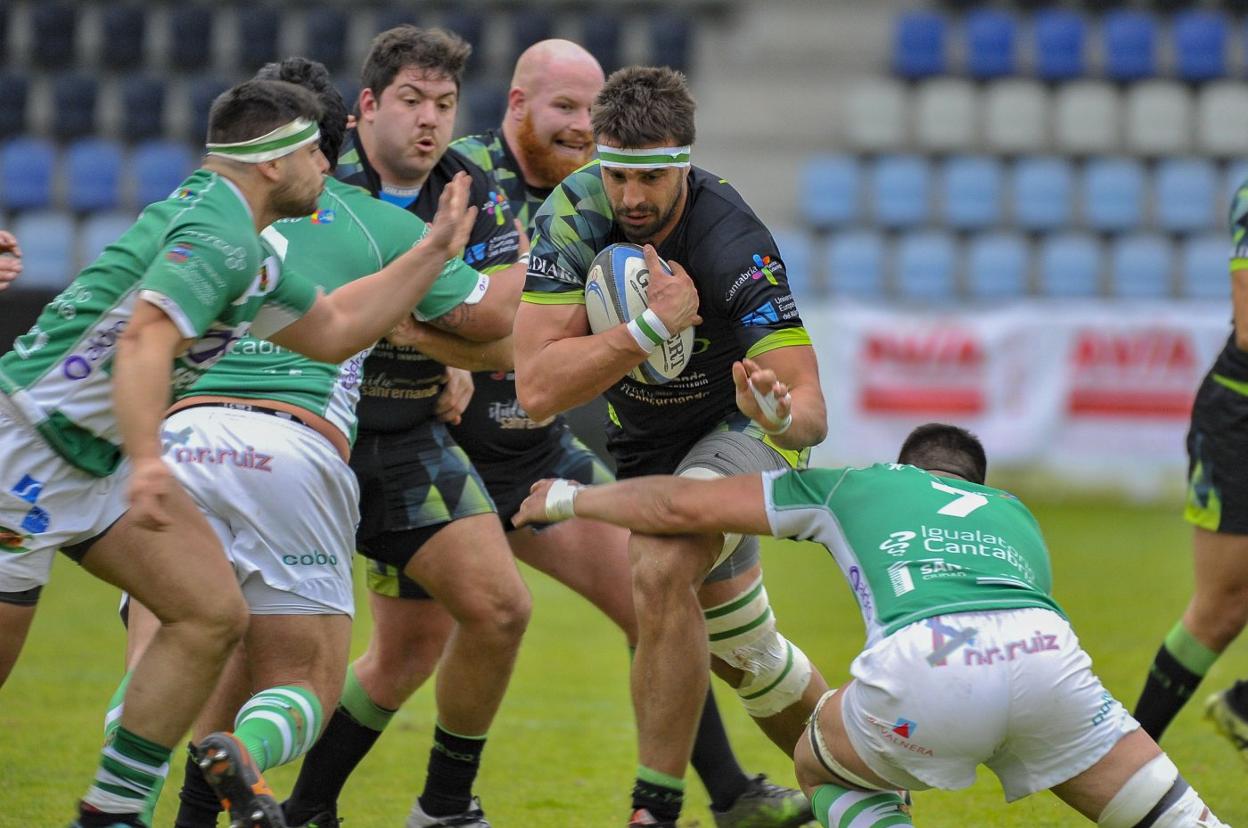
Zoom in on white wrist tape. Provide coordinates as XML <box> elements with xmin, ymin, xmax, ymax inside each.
<box><xmin>517</xmin><ymin>251</ymin><xmax>531</xmax><ymax>267</ymax></box>
<box><xmin>749</xmin><ymin>378</ymin><xmax>793</xmax><ymax>435</ymax></box>
<box><xmin>626</xmin><ymin>308</ymin><xmax>672</xmax><ymax>354</ymax></box>
<box><xmin>544</xmin><ymin>479</ymin><xmax>582</xmax><ymax>522</ymax></box>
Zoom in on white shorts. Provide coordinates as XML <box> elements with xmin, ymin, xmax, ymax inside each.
<box><xmin>838</xmin><ymin>607</ymin><xmax>1139</xmax><ymax>802</ymax></box>
<box><xmin>0</xmin><ymin>395</ymin><xmax>129</xmax><ymax>594</ymax></box>
<box><xmin>163</xmin><ymin>406</ymin><xmax>360</xmax><ymax>616</ymax></box>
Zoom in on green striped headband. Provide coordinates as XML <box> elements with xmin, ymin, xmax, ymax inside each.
<box><xmin>206</xmin><ymin>118</ymin><xmax>321</xmax><ymax>163</ymax></box>
<box><xmin>597</xmin><ymin>145</ymin><xmax>692</xmax><ymax>169</ymax></box>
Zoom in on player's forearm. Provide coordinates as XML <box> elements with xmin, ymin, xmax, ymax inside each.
<box><xmin>769</xmin><ymin>384</ymin><xmax>828</xmax><ymax>451</ymax></box>
<box><xmin>112</xmin><ymin>333</ymin><xmax>176</xmax><ymax>463</ymax></box>
<box><xmin>1232</xmin><ymin>269</ymin><xmax>1248</xmax><ymax>351</ymax></box>
<box><xmin>407</xmin><ymin>325</ymin><xmax>514</xmax><ymax>372</ymax></box>
<box><xmin>515</xmin><ymin>325</ymin><xmax>648</xmax><ymax>420</ymax></box>
<box><xmin>571</xmin><ymin>475</ymin><xmax>769</xmax><ymax>537</ymax></box>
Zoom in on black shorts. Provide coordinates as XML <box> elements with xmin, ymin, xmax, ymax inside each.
<box><xmin>1185</xmin><ymin>372</ymin><xmax>1248</xmax><ymax>534</ymax></box>
<box><xmin>475</xmin><ymin>427</ymin><xmax>614</xmax><ymax>526</ymax></box>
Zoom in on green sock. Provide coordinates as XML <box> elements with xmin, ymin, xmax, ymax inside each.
<box><xmin>233</xmin><ymin>685</ymin><xmax>323</xmax><ymax>772</ymax></box>
<box><xmin>82</xmin><ymin>725</ymin><xmax>172</xmax><ymax>816</ymax></box>
<box><xmin>810</xmin><ymin>784</ymin><xmax>912</xmax><ymax>828</ymax></box>
<box><xmin>101</xmin><ymin>672</ymin><xmax>166</xmax><ymax>825</ymax></box>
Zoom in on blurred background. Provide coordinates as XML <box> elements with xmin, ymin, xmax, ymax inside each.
<box><xmin>1</xmin><ymin>0</ymin><xmax>1242</xmax><ymax>497</ymax></box>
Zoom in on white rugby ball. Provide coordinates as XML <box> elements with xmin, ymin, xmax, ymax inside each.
<box><xmin>584</xmin><ymin>243</ymin><xmax>694</xmax><ymax>385</ymax></box>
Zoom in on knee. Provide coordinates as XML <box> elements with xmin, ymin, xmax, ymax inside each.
<box><xmin>1188</xmin><ymin>589</ymin><xmax>1248</xmax><ymax>649</ymax></box>
<box><xmin>631</xmin><ymin>540</ymin><xmax>702</xmax><ymax>607</ymax></box>
<box><xmin>458</xmin><ymin>581</ymin><xmax>531</xmax><ymax>642</ymax></box>
<box><xmin>180</xmin><ymin>590</ymin><xmax>250</xmax><ymax>650</ymax></box>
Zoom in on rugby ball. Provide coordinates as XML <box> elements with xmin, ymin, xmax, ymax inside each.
<box><xmin>584</xmin><ymin>243</ymin><xmax>694</xmax><ymax>385</ymax></box>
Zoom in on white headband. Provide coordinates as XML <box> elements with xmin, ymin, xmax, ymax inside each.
<box><xmin>597</xmin><ymin>145</ymin><xmax>692</xmax><ymax>169</ymax></box>
<box><xmin>206</xmin><ymin>118</ymin><xmax>321</xmax><ymax>164</ymax></box>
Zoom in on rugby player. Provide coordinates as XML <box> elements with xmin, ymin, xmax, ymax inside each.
<box><xmin>0</xmin><ymin>228</ymin><xmax>20</xmax><ymax>289</ymax></box>
<box><xmin>384</xmin><ymin>40</ymin><xmax>813</xmax><ymax>827</ymax></box>
<box><xmin>1133</xmin><ymin>184</ymin><xmax>1248</xmax><ymax>755</ymax></box>
<box><xmin>513</xmin><ymin>66</ymin><xmax>831</xmax><ymax>827</ymax></box>
<box><xmin>0</xmin><ymin>78</ymin><xmax>476</xmax><ymax>828</ymax></box>
<box><xmin>514</xmin><ymin>422</ymin><xmax>1230</xmax><ymax>828</ymax></box>
<box><xmin>280</xmin><ymin>27</ymin><xmax>529</xmax><ymax>828</ymax></box>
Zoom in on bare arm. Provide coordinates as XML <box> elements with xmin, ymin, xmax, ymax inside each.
<box><xmin>734</xmin><ymin>347</ymin><xmax>828</xmax><ymax>451</ymax></box>
<box><xmin>0</xmin><ymin>230</ymin><xmax>20</xmax><ymax>290</ymax></box>
<box><xmin>388</xmin><ymin>317</ymin><xmax>514</xmax><ymax>372</ymax></box>
<box><xmin>425</xmin><ymin>221</ymin><xmax>529</xmax><ymax>342</ymax></box>
<box><xmin>1233</xmin><ymin>266</ymin><xmax>1248</xmax><ymax>351</ymax></box>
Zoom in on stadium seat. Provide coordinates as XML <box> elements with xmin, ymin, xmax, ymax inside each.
<box><xmin>168</xmin><ymin>6</ymin><xmax>214</xmax><ymax>71</ymax></box>
<box><xmin>940</xmin><ymin>156</ymin><xmax>1003</xmax><ymax>231</ymax></box>
<box><xmin>30</xmin><ymin>3</ymin><xmax>76</xmax><ymax>69</ymax></box>
<box><xmin>1196</xmin><ymin>82</ymin><xmax>1248</xmax><ymax>157</ymax></box>
<box><xmin>1109</xmin><ymin>233</ymin><xmax>1173</xmax><ymax>298</ymax></box>
<box><xmin>131</xmin><ymin>140</ymin><xmax>195</xmax><ymax>207</ymax></box>
<box><xmin>843</xmin><ymin>79</ymin><xmax>908</xmax><ymax>153</ymax></box>
<box><xmin>1225</xmin><ymin>160</ymin><xmax>1248</xmax><ymax>210</ymax></box>
<box><xmin>1033</xmin><ymin>9</ymin><xmax>1087</xmax><ymax>82</ymax></box>
<box><xmin>1124</xmin><ymin>81</ymin><xmax>1192</xmax><ymax>156</ymax></box>
<box><xmin>9</xmin><ymin>210</ymin><xmax>75</xmax><ymax>290</ymax></box>
<box><xmin>78</xmin><ymin>210</ymin><xmax>135</xmax><ymax>270</ymax></box>
<box><xmin>65</xmin><ymin>139</ymin><xmax>123</xmax><ymax>213</ymax></box>
<box><xmin>335</xmin><ymin>78</ymin><xmax>361</xmax><ymax>113</ymax></box>
<box><xmin>1179</xmin><ymin>233</ymin><xmax>1230</xmax><ymax>300</ymax></box>
<box><xmin>441</xmin><ymin>10</ymin><xmax>484</xmax><ymax>53</ymax></box>
<box><xmin>99</xmin><ymin>6</ymin><xmax>146</xmax><ymax>70</ymax></box>
<box><xmin>1037</xmin><ymin>232</ymin><xmax>1102</xmax><ymax>297</ymax></box>
<box><xmin>237</xmin><ymin>7</ymin><xmax>281</xmax><ymax>70</ymax></box>
<box><xmin>649</xmin><ymin>12</ymin><xmax>694</xmax><ymax>74</ymax></box>
<box><xmin>304</xmin><ymin>7</ymin><xmax>349</xmax><ymax>72</ymax></box>
<box><xmin>582</xmin><ymin>13</ymin><xmax>623</xmax><ymax>74</ymax></box>
<box><xmin>119</xmin><ymin>76</ymin><xmax>166</xmax><ymax>143</ymax></box>
<box><xmin>1011</xmin><ymin>156</ymin><xmax>1074</xmax><ymax>231</ymax></box>
<box><xmin>895</xmin><ymin>231</ymin><xmax>958</xmax><ymax>301</ymax></box>
<box><xmin>188</xmin><ymin>77</ymin><xmax>231</xmax><ymax>143</ymax></box>
<box><xmin>801</xmin><ymin>155</ymin><xmax>861</xmax><ymax>230</ymax></box>
<box><xmin>0</xmin><ymin>73</ymin><xmax>29</xmax><ymax>140</ymax></box>
<box><xmin>1173</xmin><ymin>10</ymin><xmax>1228</xmax><ymax>82</ymax></box>
<box><xmin>826</xmin><ymin>230</ymin><xmax>886</xmax><ymax>298</ymax></box>
<box><xmin>984</xmin><ymin>80</ymin><xmax>1048</xmax><ymax>155</ymax></box>
<box><xmin>1154</xmin><ymin>158</ymin><xmax>1218</xmax><ymax>234</ymax></box>
<box><xmin>375</xmin><ymin>6</ymin><xmax>420</xmax><ymax>33</ymax></box>
<box><xmin>50</xmin><ymin>74</ymin><xmax>98</xmax><ymax>142</ymax></box>
<box><xmin>770</xmin><ymin>230</ymin><xmax>815</xmax><ymax>297</ymax></box>
<box><xmin>1054</xmin><ymin>82</ymin><xmax>1120</xmax><ymax>156</ymax></box>
<box><xmin>965</xmin><ymin>9</ymin><xmax>1017</xmax><ymax>79</ymax></box>
<box><xmin>0</xmin><ymin>137</ymin><xmax>55</xmax><ymax>212</ymax></box>
<box><xmin>892</xmin><ymin>11</ymin><xmax>948</xmax><ymax>79</ymax></box>
<box><xmin>965</xmin><ymin>232</ymin><xmax>1029</xmax><ymax>299</ymax></box>
<box><xmin>1102</xmin><ymin>10</ymin><xmax>1158</xmax><ymax>81</ymax></box>
<box><xmin>461</xmin><ymin>79</ymin><xmax>507</xmax><ymax>137</ymax></box>
<box><xmin>915</xmin><ymin>79</ymin><xmax>977</xmax><ymax>153</ymax></box>
<box><xmin>511</xmin><ymin>8</ymin><xmax>556</xmax><ymax>67</ymax></box>
<box><xmin>1083</xmin><ymin>157</ymin><xmax>1146</xmax><ymax>232</ymax></box>
<box><xmin>870</xmin><ymin>155</ymin><xmax>931</xmax><ymax>229</ymax></box>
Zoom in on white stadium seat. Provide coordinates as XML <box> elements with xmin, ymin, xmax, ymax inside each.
<box><xmin>1197</xmin><ymin>81</ymin><xmax>1248</xmax><ymax>158</ymax></box>
<box><xmin>984</xmin><ymin>79</ymin><xmax>1049</xmax><ymax>155</ymax></box>
<box><xmin>1124</xmin><ymin>81</ymin><xmax>1192</xmax><ymax>156</ymax></box>
<box><xmin>843</xmin><ymin>78</ymin><xmax>908</xmax><ymax>153</ymax></box>
<box><xmin>915</xmin><ymin>78</ymin><xmax>978</xmax><ymax>153</ymax></box>
<box><xmin>1054</xmin><ymin>81</ymin><xmax>1120</xmax><ymax>156</ymax></box>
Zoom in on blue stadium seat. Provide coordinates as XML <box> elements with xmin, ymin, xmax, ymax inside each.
<box><xmin>1225</xmin><ymin>160</ymin><xmax>1248</xmax><ymax>212</ymax></box>
<box><xmin>965</xmin><ymin>9</ymin><xmax>1017</xmax><ymax>79</ymax></box>
<box><xmin>511</xmin><ymin>9</ymin><xmax>555</xmax><ymax>68</ymax></box>
<box><xmin>132</xmin><ymin>141</ymin><xmax>195</xmax><ymax>207</ymax></box>
<box><xmin>802</xmin><ymin>155</ymin><xmax>860</xmax><ymax>230</ymax></box>
<box><xmin>99</xmin><ymin>6</ymin><xmax>145</xmax><ymax>70</ymax></box>
<box><xmin>168</xmin><ymin>6</ymin><xmax>214</xmax><ymax>71</ymax></box>
<box><xmin>941</xmin><ymin>156</ymin><xmax>1003</xmax><ymax>231</ymax></box>
<box><xmin>78</xmin><ymin>210</ymin><xmax>136</xmax><ymax>270</ymax></box>
<box><xmin>65</xmin><ymin>139</ymin><xmax>123</xmax><ymax>213</ymax></box>
<box><xmin>1038</xmin><ymin>233</ymin><xmax>1102</xmax><ymax>297</ymax></box>
<box><xmin>120</xmin><ymin>76</ymin><xmax>166</xmax><ymax>143</ymax></box>
<box><xmin>1011</xmin><ymin>157</ymin><xmax>1074</xmax><ymax>232</ymax></box>
<box><xmin>462</xmin><ymin>79</ymin><xmax>507</xmax><ymax>137</ymax></box>
<box><xmin>770</xmin><ymin>230</ymin><xmax>814</xmax><ymax>297</ymax></box>
<box><xmin>1173</xmin><ymin>11</ymin><xmax>1228</xmax><ymax>82</ymax></box>
<box><xmin>892</xmin><ymin>11</ymin><xmax>948</xmax><ymax>79</ymax></box>
<box><xmin>1154</xmin><ymin>158</ymin><xmax>1218</xmax><ymax>233</ymax></box>
<box><xmin>31</xmin><ymin>3</ymin><xmax>76</xmax><ymax>69</ymax></box>
<box><xmin>871</xmin><ymin>155</ymin><xmax>930</xmax><ymax>229</ymax></box>
<box><xmin>826</xmin><ymin>230</ymin><xmax>885</xmax><ymax>298</ymax></box>
<box><xmin>896</xmin><ymin>231</ymin><xmax>958</xmax><ymax>301</ymax></box>
<box><xmin>1082</xmin><ymin>157</ymin><xmax>1146</xmax><ymax>233</ymax></box>
<box><xmin>966</xmin><ymin>232</ymin><xmax>1028</xmax><ymax>299</ymax></box>
<box><xmin>9</xmin><ymin>210</ymin><xmax>76</xmax><ymax>290</ymax></box>
<box><xmin>441</xmin><ymin>10</ymin><xmax>484</xmax><ymax>54</ymax></box>
<box><xmin>1033</xmin><ymin>9</ymin><xmax>1087</xmax><ymax>81</ymax></box>
<box><xmin>582</xmin><ymin>13</ymin><xmax>623</xmax><ymax>74</ymax></box>
<box><xmin>0</xmin><ymin>73</ymin><xmax>29</xmax><ymax>139</ymax></box>
<box><xmin>650</xmin><ymin>12</ymin><xmax>694</xmax><ymax>74</ymax></box>
<box><xmin>1103</xmin><ymin>10</ymin><xmax>1158</xmax><ymax>81</ymax></box>
<box><xmin>188</xmin><ymin>77</ymin><xmax>230</xmax><ymax>143</ymax></box>
<box><xmin>375</xmin><ymin>7</ymin><xmax>420</xmax><ymax>34</ymax></box>
<box><xmin>0</xmin><ymin>137</ymin><xmax>55</xmax><ymax>212</ymax></box>
<box><xmin>1109</xmin><ymin>233</ymin><xmax>1173</xmax><ymax>298</ymax></box>
<box><xmin>237</xmin><ymin>7</ymin><xmax>280</xmax><ymax>70</ymax></box>
<box><xmin>1179</xmin><ymin>233</ymin><xmax>1229</xmax><ymax>300</ymax></box>
<box><xmin>305</xmin><ymin>7</ymin><xmax>348</xmax><ymax>72</ymax></box>
<box><xmin>51</xmin><ymin>74</ymin><xmax>98</xmax><ymax>142</ymax></box>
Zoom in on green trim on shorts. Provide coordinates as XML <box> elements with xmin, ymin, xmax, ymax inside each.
<box><xmin>1184</xmin><ymin>459</ymin><xmax>1222</xmax><ymax>531</ymax></box>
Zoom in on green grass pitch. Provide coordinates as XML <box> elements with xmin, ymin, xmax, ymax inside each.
<box><xmin>2</xmin><ymin>498</ymin><xmax>1246</xmax><ymax>826</ymax></box>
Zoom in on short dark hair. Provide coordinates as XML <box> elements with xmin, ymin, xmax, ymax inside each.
<box><xmin>361</xmin><ymin>26</ymin><xmax>471</xmax><ymax>97</ymax></box>
<box><xmin>591</xmin><ymin>66</ymin><xmax>696</xmax><ymax>148</ymax></box>
<box><xmin>897</xmin><ymin>423</ymin><xmax>988</xmax><ymax>485</ymax></box>
<box><xmin>255</xmin><ymin>57</ymin><xmax>348</xmax><ymax>170</ymax></box>
<box><xmin>206</xmin><ymin>79</ymin><xmax>324</xmax><ymax>146</ymax></box>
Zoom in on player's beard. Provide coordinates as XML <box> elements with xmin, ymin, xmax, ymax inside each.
<box><xmin>617</xmin><ymin>181</ymin><xmax>685</xmax><ymax>244</ymax></box>
<box><xmin>514</xmin><ymin>112</ymin><xmax>592</xmax><ymax>188</ymax></box>
<box><xmin>270</xmin><ymin>176</ymin><xmax>324</xmax><ymax>219</ymax></box>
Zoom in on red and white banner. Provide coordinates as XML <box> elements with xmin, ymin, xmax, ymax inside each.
<box><xmin>805</xmin><ymin>301</ymin><xmax>1231</xmax><ymax>496</ymax></box>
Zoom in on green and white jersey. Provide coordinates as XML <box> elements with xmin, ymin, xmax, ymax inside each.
<box><xmin>763</xmin><ymin>463</ymin><xmax>1064</xmax><ymax>646</ymax></box>
<box><xmin>180</xmin><ymin>177</ymin><xmax>487</xmax><ymax>444</ymax></box>
<box><xmin>0</xmin><ymin>169</ymin><xmax>318</xmax><ymax>477</ymax></box>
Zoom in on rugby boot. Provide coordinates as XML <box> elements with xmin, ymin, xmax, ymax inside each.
<box><xmin>191</xmin><ymin>732</ymin><xmax>287</xmax><ymax>828</ymax></box>
<box><xmin>285</xmin><ymin>811</ymin><xmax>341</xmax><ymax>828</ymax></box>
<box><xmin>406</xmin><ymin>796</ymin><xmax>490</xmax><ymax>827</ymax></box>
<box><xmin>68</xmin><ymin>804</ymin><xmax>147</xmax><ymax>828</ymax></box>
<box><xmin>1204</xmin><ymin>682</ymin><xmax>1248</xmax><ymax>764</ymax></box>
<box><xmin>627</xmin><ymin>808</ymin><xmax>678</xmax><ymax>828</ymax></box>
<box><xmin>711</xmin><ymin>774</ymin><xmax>815</xmax><ymax>827</ymax></box>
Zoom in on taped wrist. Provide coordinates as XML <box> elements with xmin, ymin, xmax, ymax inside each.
<box><xmin>627</xmin><ymin>309</ymin><xmax>672</xmax><ymax>354</ymax></box>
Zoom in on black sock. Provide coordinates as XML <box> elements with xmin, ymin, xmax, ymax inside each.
<box><xmin>417</xmin><ymin>724</ymin><xmax>486</xmax><ymax>817</ymax></box>
<box><xmin>632</xmin><ymin>774</ymin><xmax>683</xmax><ymax>823</ymax></box>
<box><xmin>285</xmin><ymin>706</ymin><xmax>385</xmax><ymax>820</ymax></box>
<box><xmin>76</xmin><ymin>807</ymin><xmax>144</xmax><ymax>828</ymax></box>
<box><xmin>175</xmin><ymin>750</ymin><xmax>222</xmax><ymax>828</ymax></box>
<box><xmin>1225</xmin><ymin>679</ymin><xmax>1248</xmax><ymax>717</ymax></box>
<box><xmin>1135</xmin><ymin>643</ymin><xmax>1208</xmax><ymax>740</ymax></box>
<box><xmin>689</xmin><ymin>688</ymin><xmax>751</xmax><ymax>812</ymax></box>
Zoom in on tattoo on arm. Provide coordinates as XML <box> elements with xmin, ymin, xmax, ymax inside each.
<box><xmin>428</xmin><ymin>302</ymin><xmax>474</xmax><ymax>333</ymax></box>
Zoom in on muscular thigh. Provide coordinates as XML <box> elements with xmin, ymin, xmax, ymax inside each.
<box><xmin>245</xmin><ymin>613</ymin><xmax>353</xmax><ymax>703</ymax></box>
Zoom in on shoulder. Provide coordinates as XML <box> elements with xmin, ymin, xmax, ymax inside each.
<box><xmin>686</xmin><ymin>168</ymin><xmax>769</xmax><ymax>240</ymax></box>
<box><xmin>450</xmin><ymin>130</ymin><xmax>497</xmax><ymax>172</ymax></box>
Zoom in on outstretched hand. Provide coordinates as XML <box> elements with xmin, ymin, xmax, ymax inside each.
<box><xmin>424</xmin><ymin>172</ymin><xmax>477</xmax><ymax>258</ymax></box>
<box><xmin>0</xmin><ymin>230</ymin><xmax>21</xmax><ymax>291</ymax></box>
<box><xmin>733</xmin><ymin>358</ymin><xmax>792</xmax><ymax>430</ymax></box>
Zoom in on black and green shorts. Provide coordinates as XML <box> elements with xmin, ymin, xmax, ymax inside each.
<box><xmin>1185</xmin><ymin>371</ymin><xmax>1248</xmax><ymax>535</ymax></box>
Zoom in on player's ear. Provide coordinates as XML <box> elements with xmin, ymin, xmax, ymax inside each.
<box><xmin>255</xmin><ymin>158</ymin><xmax>283</xmax><ymax>184</ymax></box>
<box><xmin>358</xmin><ymin>87</ymin><xmax>378</xmax><ymax>119</ymax></box>
<box><xmin>507</xmin><ymin>86</ymin><xmax>526</xmax><ymax>119</ymax></box>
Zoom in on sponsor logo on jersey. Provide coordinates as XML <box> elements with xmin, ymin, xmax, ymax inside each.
<box><xmin>859</xmin><ymin>327</ymin><xmax>986</xmax><ymax>415</ymax></box>
<box><xmin>61</xmin><ymin>319</ymin><xmax>128</xmax><ymax>381</ymax></box>
<box><xmin>1066</xmin><ymin>329</ymin><xmax>1198</xmax><ymax>419</ymax></box>
<box><xmin>186</xmin><ymin>325</ymin><xmax>248</xmax><ymax>366</ymax></box>
<box><xmin>165</xmin><ymin>244</ymin><xmax>192</xmax><ymax>264</ymax></box>
<box><xmin>310</xmin><ymin>209</ymin><xmax>335</xmax><ymax>224</ymax></box>
<box><xmin>20</xmin><ymin>505</ymin><xmax>49</xmax><ymax>534</ymax></box>
<box><xmin>465</xmin><ymin>242</ymin><xmax>488</xmax><ymax>264</ymax></box>
<box><xmin>174</xmin><ymin>188</ymin><xmax>196</xmax><ymax>201</ymax></box>
<box><xmin>866</xmin><ymin>715</ymin><xmax>933</xmax><ymax>756</ymax></box>
<box><xmin>960</xmin><ymin>631</ymin><xmax>1060</xmax><ymax>668</ymax></box>
<box><xmin>879</xmin><ymin>530</ymin><xmax>915</xmax><ymax>556</ymax></box>
<box><xmin>926</xmin><ymin>617</ymin><xmax>978</xmax><ymax>667</ymax></box>
<box><xmin>483</xmin><ymin>191</ymin><xmax>508</xmax><ymax>226</ymax></box>
<box><xmin>891</xmin><ymin>718</ymin><xmax>918</xmax><ymax>739</ymax></box>
<box><xmin>887</xmin><ymin>561</ymin><xmax>916</xmax><ymax>596</ymax></box>
<box><xmin>10</xmin><ymin>475</ymin><xmax>43</xmax><ymax>505</ymax></box>
<box><xmin>488</xmin><ymin>398</ymin><xmax>554</xmax><ymax>430</ymax></box>
<box><xmin>846</xmin><ymin>565</ymin><xmax>873</xmax><ymax>615</ymax></box>
<box><xmin>0</xmin><ymin>526</ymin><xmax>30</xmax><ymax>554</ymax></box>
<box><xmin>1091</xmin><ymin>691</ymin><xmax>1118</xmax><ymax>726</ymax></box>
<box><xmin>168</xmin><ymin>444</ymin><xmax>273</xmax><ymax>471</ymax></box>
<box><xmin>740</xmin><ymin>302</ymin><xmax>780</xmax><ymax>328</ymax></box>
<box><xmin>725</xmin><ymin>254</ymin><xmax>785</xmax><ymax>301</ymax></box>
<box><xmin>282</xmin><ymin>551</ymin><xmax>339</xmax><ymax>567</ymax></box>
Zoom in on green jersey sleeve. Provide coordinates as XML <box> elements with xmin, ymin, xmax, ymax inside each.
<box><xmin>249</xmin><ymin>248</ymin><xmax>321</xmax><ymax>339</ymax></box>
<box><xmin>762</xmin><ymin>468</ymin><xmax>851</xmax><ymax>541</ymax></box>
<box><xmin>137</xmin><ymin>223</ymin><xmax>261</xmax><ymax>338</ymax></box>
